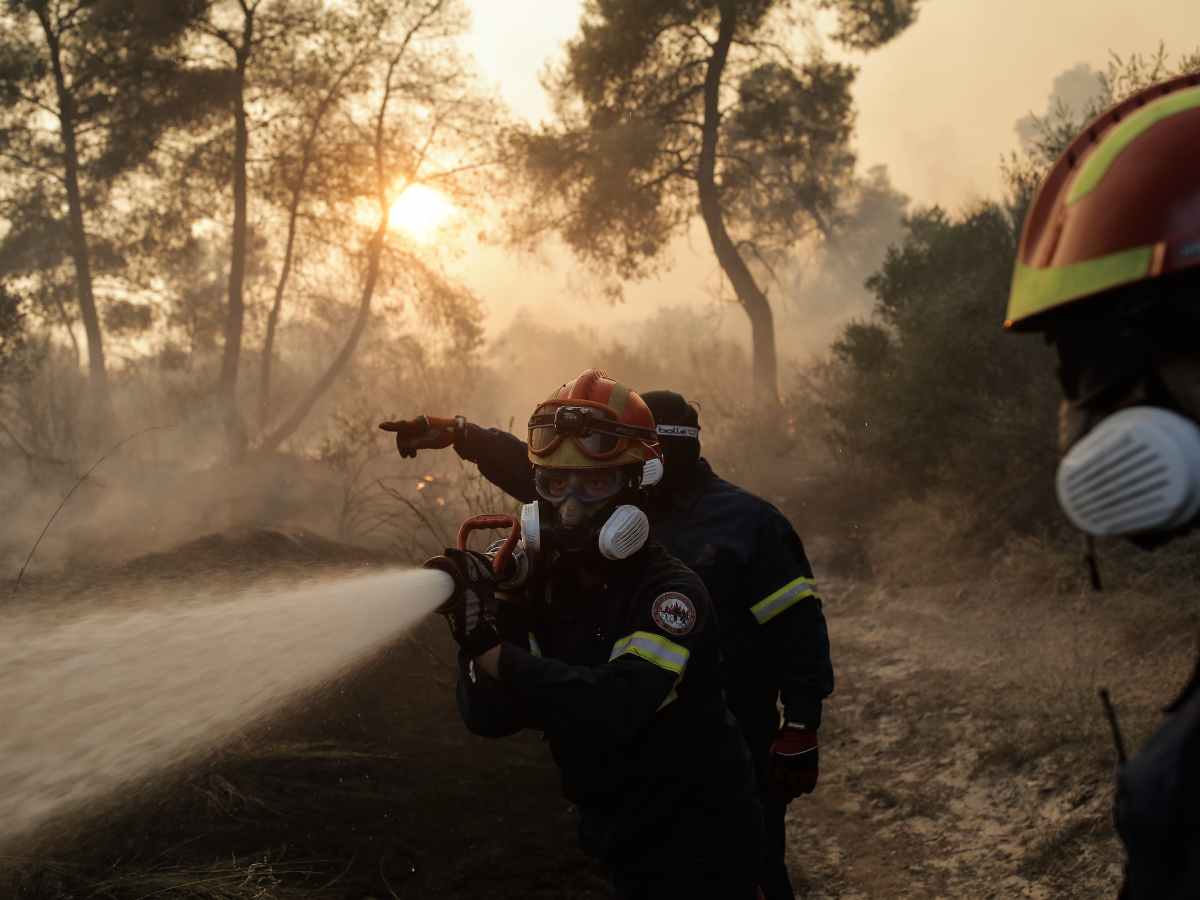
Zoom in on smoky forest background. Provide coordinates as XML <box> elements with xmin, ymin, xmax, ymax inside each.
<box><xmin>2</xmin><ymin>0</ymin><xmax>1200</xmax><ymax>897</ymax></box>
<box><xmin>3</xmin><ymin>0</ymin><xmax>1198</xmax><ymax>583</ymax></box>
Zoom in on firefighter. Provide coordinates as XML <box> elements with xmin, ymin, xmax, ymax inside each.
<box><xmin>424</xmin><ymin>369</ymin><xmax>763</xmax><ymax>898</ymax></box>
<box><xmin>1004</xmin><ymin>74</ymin><xmax>1200</xmax><ymax>899</ymax></box>
<box><xmin>385</xmin><ymin>391</ymin><xmax>834</xmax><ymax>900</ymax></box>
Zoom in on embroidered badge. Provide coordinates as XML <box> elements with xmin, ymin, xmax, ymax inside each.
<box><xmin>651</xmin><ymin>592</ymin><xmax>696</xmax><ymax>636</ymax></box>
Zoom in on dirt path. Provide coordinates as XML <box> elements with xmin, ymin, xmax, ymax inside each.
<box><xmin>779</xmin><ymin>575</ymin><xmax>1195</xmax><ymax>899</ymax></box>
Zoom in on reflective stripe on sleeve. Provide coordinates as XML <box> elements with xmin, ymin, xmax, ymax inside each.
<box><xmin>528</xmin><ymin>632</ymin><xmax>542</xmax><ymax>658</ymax></box>
<box><xmin>750</xmin><ymin>576</ymin><xmax>817</xmax><ymax>624</ymax></box>
<box><xmin>609</xmin><ymin>630</ymin><xmax>690</xmax><ymax>675</ymax></box>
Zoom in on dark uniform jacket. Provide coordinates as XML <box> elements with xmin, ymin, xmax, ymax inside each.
<box><xmin>1117</xmin><ymin>657</ymin><xmax>1200</xmax><ymax>899</ymax></box>
<box><xmin>456</xmin><ymin>424</ymin><xmax>835</xmax><ymax>767</ymax></box>
<box><xmin>456</xmin><ymin>539</ymin><xmax>761</xmax><ymax>878</ymax></box>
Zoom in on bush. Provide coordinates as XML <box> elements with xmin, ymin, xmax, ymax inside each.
<box><xmin>822</xmin><ymin>203</ymin><xmax>1061</xmax><ymax>530</ymax></box>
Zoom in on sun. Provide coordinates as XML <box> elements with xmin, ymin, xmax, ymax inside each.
<box><xmin>387</xmin><ymin>184</ymin><xmax>457</xmax><ymax>241</ymax></box>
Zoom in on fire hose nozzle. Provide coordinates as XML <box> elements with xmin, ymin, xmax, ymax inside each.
<box><xmin>456</xmin><ymin>514</ymin><xmax>522</xmax><ymax>581</ymax></box>
<box><xmin>423</xmin><ymin>513</ymin><xmax>529</xmax><ymax>613</ymax></box>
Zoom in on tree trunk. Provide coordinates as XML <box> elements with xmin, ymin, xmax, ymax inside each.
<box><xmin>696</xmin><ymin>2</ymin><xmax>780</xmax><ymax>407</ymax></box>
<box><xmin>256</xmin><ymin>224</ymin><xmax>386</xmax><ymax>454</ymax></box>
<box><xmin>257</xmin><ymin>176</ymin><xmax>300</xmax><ymax>431</ymax></box>
<box><xmin>257</xmin><ymin>45</ymin><xmax>401</xmax><ymax>455</ymax></box>
<box><xmin>258</xmin><ymin>69</ymin><xmax>353</xmax><ymax>430</ymax></box>
<box><xmin>38</xmin><ymin>8</ymin><xmax>112</xmax><ymax>428</ymax></box>
<box><xmin>219</xmin><ymin>32</ymin><xmax>253</xmax><ymax>459</ymax></box>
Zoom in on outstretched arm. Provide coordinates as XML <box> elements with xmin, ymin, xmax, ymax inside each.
<box><xmin>454</xmin><ymin>424</ymin><xmax>537</xmax><ymax>503</ymax></box>
<box><xmin>379</xmin><ymin>416</ymin><xmax>537</xmax><ymax>503</ymax></box>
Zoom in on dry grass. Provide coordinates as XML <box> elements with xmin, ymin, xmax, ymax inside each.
<box><xmin>0</xmin><ymin>854</ymin><xmax>319</xmax><ymax>900</ymax></box>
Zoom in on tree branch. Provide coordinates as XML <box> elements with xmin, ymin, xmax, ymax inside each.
<box><xmin>0</xmin><ymin>149</ymin><xmax>67</xmax><ymax>184</ymax></box>
<box><xmin>258</xmin><ymin>43</ymin><xmax>375</xmax><ymax>428</ymax></box>
<box><xmin>12</xmin><ymin>89</ymin><xmax>61</xmax><ymax>119</ymax></box>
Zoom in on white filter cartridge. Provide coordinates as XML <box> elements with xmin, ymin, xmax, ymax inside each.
<box><xmin>1057</xmin><ymin>406</ymin><xmax>1200</xmax><ymax>536</ymax></box>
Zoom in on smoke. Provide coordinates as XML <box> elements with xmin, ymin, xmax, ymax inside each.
<box><xmin>1013</xmin><ymin>62</ymin><xmax>1105</xmax><ymax>151</ymax></box>
<box><xmin>776</xmin><ymin>164</ymin><xmax>909</xmax><ymax>364</ymax></box>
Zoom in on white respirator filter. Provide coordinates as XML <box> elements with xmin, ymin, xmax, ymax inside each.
<box><xmin>1056</xmin><ymin>406</ymin><xmax>1200</xmax><ymax>536</ymax></box>
<box><xmin>520</xmin><ymin>501</ymin><xmax>541</xmax><ymax>555</ymax></box>
<box><xmin>598</xmin><ymin>504</ymin><xmax>650</xmax><ymax>560</ymax></box>
<box><xmin>642</xmin><ymin>457</ymin><xmax>664</xmax><ymax>486</ymax></box>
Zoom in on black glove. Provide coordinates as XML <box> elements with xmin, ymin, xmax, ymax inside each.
<box><xmin>424</xmin><ymin>549</ymin><xmax>501</xmax><ymax>658</ymax></box>
<box><xmin>379</xmin><ymin>415</ymin><xmax>466</xmax><ymax>458</ymax></box>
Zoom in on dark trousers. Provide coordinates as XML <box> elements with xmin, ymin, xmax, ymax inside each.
<box><xmin>758</xmin><ymin>792</ymin><xmax>794</xmax><ymax>900</ymax></box>
<box><xmin>606</xmin><ymin>767</ymin><xmax>763</xmax><ymax>900</ymax></box>
<box><xmin>728</xmin><ymin>688</ymin><xmax>795</xmax><ymax>900</ymax></box>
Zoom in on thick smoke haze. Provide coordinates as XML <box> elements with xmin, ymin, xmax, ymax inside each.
<box><xmin>1014</xmin><ymin>63</ymin><xmax>1105</xmax><ymax>151</ymax></box>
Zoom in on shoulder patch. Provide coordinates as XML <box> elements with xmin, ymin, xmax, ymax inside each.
<box><xmin>651</xmin><ymin>591</ymin><xmax>696</xmax><ymax>636</ymax></box>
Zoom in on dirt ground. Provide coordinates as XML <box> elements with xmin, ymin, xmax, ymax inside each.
<box><xmin>789</xmin><ymin>576</ymin><xmax>1133</xmax><ymax>899</ymax></box>
<box><xmin>3</xmin><ymin>528</ymin><xmax>1197</xmax><ymax>898</ymax></box>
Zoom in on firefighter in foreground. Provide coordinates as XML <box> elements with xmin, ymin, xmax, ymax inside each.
<box><xmin>1004</xmin><ymin>74</ymin><xmax>1200</xmax><ymax>898</ymax></box>
<box><xmin>386</xmin><ymin>389</ymin><xmax>833</xmax><ymax>900</ymax></box>
<box><xmin>423</xmin><ymin>370</ymin><xmax>762</xmax><ymax>898</ymax></box>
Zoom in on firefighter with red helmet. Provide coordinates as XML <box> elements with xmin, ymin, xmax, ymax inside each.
<box><xmin>424</xmin><ymin>370</ymin><xmax>762</xmax><ymax>898</ymax></box>
<box><xmin>1005</xmin><ymin>74</ymin><xmax>1200</xmax><ymax>898</ymax></box>
<box><xmin>386</xmin><ymin>387</ymin><xmax>833</xmax><ymax>899</ymax></box>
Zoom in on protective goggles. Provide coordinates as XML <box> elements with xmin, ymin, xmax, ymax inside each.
<box><xmin>534</xmin><ymin>467</ymin><xmax>625</xmax><ymax>505</ymax></box>
<box><xmin>528</xmin><ymin>403</ymin><xmax>656</xmax><ymax>460</ymax></box>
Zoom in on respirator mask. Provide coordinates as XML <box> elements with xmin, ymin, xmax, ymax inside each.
<box><xmin>1057</xmin><ymin>406</ymin><xmax>1200</xmax><ymax>536</ymax></box>
<box><xmin>1053</xmin><ymin>313</ymin><xmax>1200</xmax><ymax>538</ymax></box>
<box><xmin>521</xmin><ymin>465</ymin><xmax>650</xmax><ymax>561</ymax></box>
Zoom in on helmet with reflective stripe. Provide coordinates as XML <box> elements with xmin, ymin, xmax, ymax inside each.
<box><xmin>1006</xmin><ymin>73</ymin><xmax>1200</xmax><ymax>331</ymax></box>
<box><xmin>527</xmin><ymin>369</ymin><xmax>660</xmax><ymax>469</ymax></box>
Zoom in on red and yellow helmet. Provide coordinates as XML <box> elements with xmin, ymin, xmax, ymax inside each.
<box><xmin>527</xmin><ymin>369</ymin><xmax>660</xmax><ymax>470</ymax></box>
<box><xmin>1006</xmin><ymin>73</ymin><xmax>1200</xmax><ymax>331</ymax></box>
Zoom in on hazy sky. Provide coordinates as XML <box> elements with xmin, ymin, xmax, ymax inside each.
<box><xmin>847</xmin><ymin>1</ymin><xmax>1199</xmax><ymax>207</ymax></box>
<box><xmin>454</xmin><ymin>1</ymin><xmax>1199</xmax><ymax>348</ymax></box>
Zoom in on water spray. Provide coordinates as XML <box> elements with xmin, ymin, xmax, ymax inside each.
<box><xmin>0</xmin><ymin>495</ymin><xmax>532</xmax><ymax>850</ymax></box>
<box><xmin>0</xmin><ymin>567</ymin><xmax>453</xmax><ymax>848</ymax></box>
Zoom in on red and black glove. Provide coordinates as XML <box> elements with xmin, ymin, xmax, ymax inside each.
<box><xmin>424</xmin><ymin>549</ymin><xmax>501</xmax><ymax>658</ymax></box>
<box><xmin>379</xmin><ymin>415</ymin><xmax>466</xmax><ymax>458</ymax></box>
<box><xmin>768</xmin><ymin>722</ymin><xmax>819</xmax><ymax>800</ymax></box>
